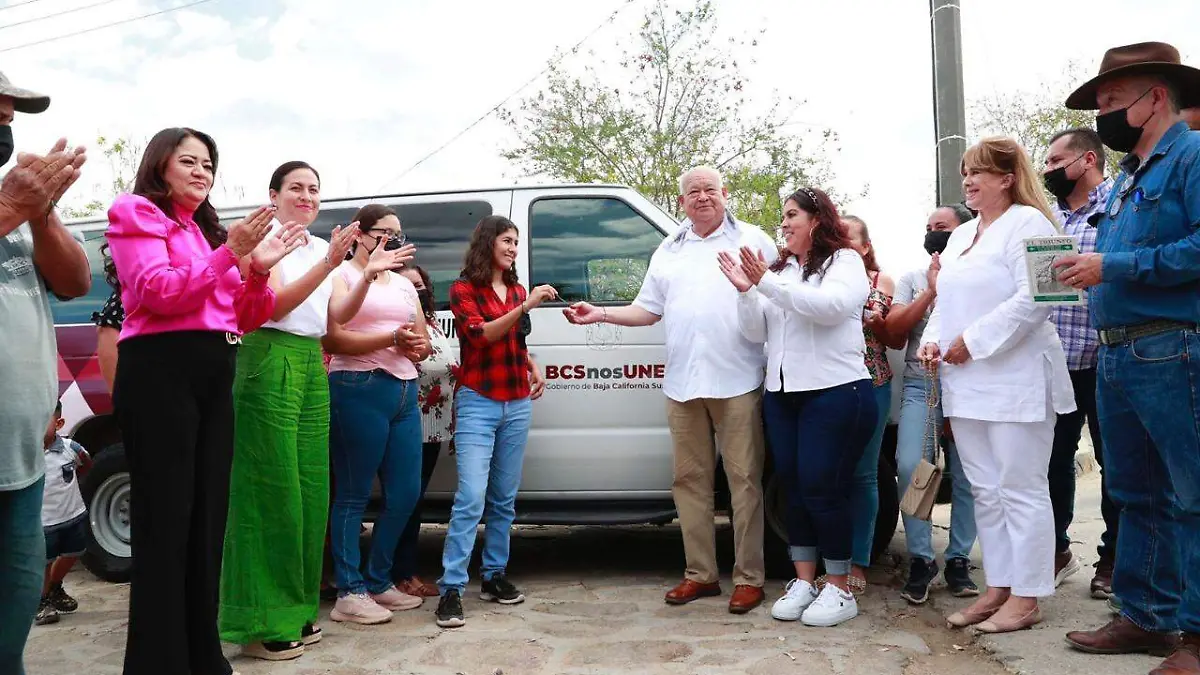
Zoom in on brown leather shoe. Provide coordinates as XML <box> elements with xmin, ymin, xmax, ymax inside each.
<box><xmin>397</xmin><ymin>577</ymin><xmax>440</xmax><ymax>598</ymax></box>
<box><xmin>1065</xmin><ymin>616</ymin><xmax>1179</xmax><ymax>656</ymax></box>
<box><xmin>1152</xmin><ymin>634</ymin><xmax>1200</xmax><ymax>674</ymax></box>
<box><xmin>1090</xmin><ymin>554</ymin><xmax>1114</xmax><ymax>599</ymax></box>
<box><xmin>728</xmin><ymin>585</ymin><xmax>765</xmax><ymax>614</ymax></box>
<box><xmin>664</xmin><ymin>579</ymin><xmax>721</xmax><ymax>605</ymax></box>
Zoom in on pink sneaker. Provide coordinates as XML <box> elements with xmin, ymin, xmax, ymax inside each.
<box><xmin>371</xmin><ymin>586</ymin><xmax>424</xmax><ymax>611</ymax></box>
<box><xmin>330</xmin><ymin>593</ymin><xmax>393</xmax><ymax>625</ymax></box>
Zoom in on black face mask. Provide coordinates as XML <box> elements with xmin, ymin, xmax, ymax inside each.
<box><xmin>0</xmin><ymin>125</ymin><xmax>13</xmax><ymax>167</ymax></box>
<box><xmin>924</xmin><ymin>230</ymin><xmax>952</xmax><ymax>255</ymax></box>
<box><xmin>416</xmin><ymin>289</ymin><xmax>434</xmax><ymax>315</ymax></box>
<box><xmin>1042</xmin><ymin>154</ymin><xmax>1085</xmax><ymax>201</ymax></box>
<box><xmin>1096</xmin><ymin>88</ymin><xmax>1154</xmax><ymax>153</ymax></box>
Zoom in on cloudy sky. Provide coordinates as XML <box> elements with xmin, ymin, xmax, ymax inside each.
<box><xmin>4</xmin><ymin>0</ymin><xmax>1199</xmax><ymax>274</ymax></box>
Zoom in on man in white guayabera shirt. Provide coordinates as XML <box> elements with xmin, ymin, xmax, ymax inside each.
<box><xmin>564</xmin><ymin>166</ymin><xmax>777</xmax><ymax>614</ymax></box>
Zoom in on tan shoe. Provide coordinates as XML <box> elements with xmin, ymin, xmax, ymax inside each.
<box><xmin>977</xmin><ymin>606</ymin><xmax>1043</xmax><ymax>634</ymax></box>
<box><xmin>947</xmin><ymin>603</ymin><xmax>1002</xmax><ymax>628</ymax></box>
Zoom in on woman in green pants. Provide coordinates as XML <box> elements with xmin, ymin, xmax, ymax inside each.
<box><xmin>217</xmin><ymin>161</ymin><xmax>410</xmax><ymax>661</ymax></box>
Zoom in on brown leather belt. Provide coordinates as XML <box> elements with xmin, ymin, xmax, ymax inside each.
<box><xmin>1097</xmin><ymin>319</ymin><xmax>1200</xmax><ymax>346</ymax></box>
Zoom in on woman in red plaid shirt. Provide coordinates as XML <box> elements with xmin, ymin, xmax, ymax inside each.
<box><xmin>434</xmin><ymin>215</ymin><xmax>557</xmax><ymax>628</ymax></box>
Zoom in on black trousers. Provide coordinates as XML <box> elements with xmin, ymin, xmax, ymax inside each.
<box><xmin>393</xmin><ymin>441</ymin><xmax>443</xmax><ymax>582</ymax></box>
<box><xmin>114</xmin><ymin>331</ymin><xmax>237</xmax><ymax>675</ymax></box>
<box><xmin>1048</xmin><ymin>367</ymin><xmax>1120</xmax><ymax>559</ymax></box>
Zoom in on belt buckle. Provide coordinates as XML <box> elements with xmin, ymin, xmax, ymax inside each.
<box><xmin>225</xmin><ymin>332</ymin><xmax>242</xmax><ymax>345</ymax></box>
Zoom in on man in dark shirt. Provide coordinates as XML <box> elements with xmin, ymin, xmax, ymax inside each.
<box><xmin>1056</xmin><ymin>43</ymin><xmax>1200</xmax><ymax>675</ymax></box>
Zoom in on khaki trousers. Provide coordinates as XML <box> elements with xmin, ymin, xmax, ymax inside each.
<box><xmin>667</xmin><ymin>389</ymin><xmax>766</xmax><ymax>587</ymax></box>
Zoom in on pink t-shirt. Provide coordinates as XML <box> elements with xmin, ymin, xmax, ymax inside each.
<box><xmin>106</xmin><ymin>193</ymin><xmax>275</xmax><ymax>341</ymax></box>
<box><xmin>328</xmin><ymin>263</ymin><xmax>420</xmax><ymax>381</ymax></box>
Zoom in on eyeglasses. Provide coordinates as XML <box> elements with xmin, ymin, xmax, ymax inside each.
<box><xmin>368</xmin><ymin>229</ymin><xmax>407</xmax><ymax>246</ymax></box>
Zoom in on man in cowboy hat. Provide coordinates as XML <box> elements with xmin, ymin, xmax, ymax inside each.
<box><xmin>1054</xmin><ymin>42</ymin><xmax>1200</xmax><ymax>674</ymax></box>
<box><xmin>0</xmin><ymin>70</ymin><xmax>90</xmax><ymax>675</ymax></box>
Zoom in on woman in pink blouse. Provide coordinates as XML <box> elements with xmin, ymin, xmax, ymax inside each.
<box><xmin>105</xmin><ymin>127</ymin><xmax>303</xmax><ymax>675</ymax></box>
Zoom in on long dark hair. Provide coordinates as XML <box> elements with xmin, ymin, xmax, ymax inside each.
<box><xmin>772</xmin><ymin>187</ymin><xmax>850</xmax><ymax>280</ymax></box>
<box><xmin>103</xmin><ymin>127</ymin><xmax>224</xmax><ymax>292</ymax></box>
<box><xmin>461</xmin><ymin>215</ymin><xmax>519</xmax><ymax>287</ymax></box>
<box><xmin>841</xmin><ymin>214</ymin><xmax>879</xmax><ymax>274</ymax></box>
<box><xmin>269</xmin><ymin>160</ymin><xmax>320</xmax><ymax>192</ymax></box>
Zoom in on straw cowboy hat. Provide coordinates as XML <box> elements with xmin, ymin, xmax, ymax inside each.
<box><xmin>0</xmin><ymin>71</ymin><xmax>49</xmax><ymax>114</ymax></box>
<box><xmin>1066</xmin><ymin>41</ymin><xmax>1200</xmax><ymax>110</ymax></box>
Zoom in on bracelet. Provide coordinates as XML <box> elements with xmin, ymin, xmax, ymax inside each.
<box><xmin>602</xmin><ymin>307</ymin><xmax>608</xmax><ymax>323</ymax></box>
<box><xmin>392</xmin><ymin>328</ymin><xmax>400</xmax><ymax>347</ymax></box>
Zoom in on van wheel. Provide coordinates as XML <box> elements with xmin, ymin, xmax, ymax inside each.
<box><xmin>81</xmin><ymin>444</ymin><xmax>133</xmax><ymax>583</ymax></box>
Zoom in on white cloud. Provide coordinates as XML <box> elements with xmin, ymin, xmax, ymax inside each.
<box><xmin>4</xmin><ymin>0</ymin><xmax>1200</xmax><ymax>276</ymax></box>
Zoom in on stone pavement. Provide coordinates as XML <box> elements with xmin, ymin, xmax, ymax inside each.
<box><xmin>25</xmin><ymin>522</ymin><xmax>1010</xmax><ymax>675</ymax></box>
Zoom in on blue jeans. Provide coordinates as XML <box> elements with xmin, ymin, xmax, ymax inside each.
<box><xmin>0</xmin><ymin>477</ymin><xmax>44</xmax><ymax>675</ymax></box>
<box><xmin>1099</xmin><ymin>330</ymin><xmax>1200</xmax><ymax>634</ymax></box>
<box><xmin>764</xmin><ymin>380</ymin><xmax>877</xmax><ymax>575</ymax></box>
<box><xmin>896</xmin><ymin>376</ymin><xmax>976</xmax><ymax>563</ymax></box>
<box><xmin>329</xmin><ymin>370</ymin><xmax>423</xmax><ymax>595</ymax></box>
<box><xmin>849</xmin><ymin>381</ymin><xmax>892</xmax><ymax>567</ymax></box>
<box><xmin>438</xmin><ymin>387</ymin><xmax>532</xmax><ymax>594</ymax></box>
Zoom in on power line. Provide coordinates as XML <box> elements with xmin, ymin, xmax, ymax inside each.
<box><xmin>375</xmin><ymin>0</ymin><xmax>640</xmax><ymax>191</ymax></box>
<box><xmin>0</xmin><ymin>0</ymin><xmax>49</xmax><ymax>12</ymax></box>
<box><xmin>0</xmin><ymin>0</ymin><xmax>216</xmax><ymax>53</ymax></box>
<box><xmin>0</xmin><ymin>0</ymin><xmax>123</xmax><ymax>31</ymax></box>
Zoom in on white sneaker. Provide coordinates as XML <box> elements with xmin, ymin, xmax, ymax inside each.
<box><xmin>371</xmin><ymin>586</ymin><xmax>424</xmax><ymax>611</ymax></box>
<box><xmin>801</xmin><ymin>584</ymin><xmax>858</xmax><ymax>627</ymax></box>
<box><xmin>330</xmin><ymin>593</ymin><xmax>393</xmax><ymax>625</ymax></box>
<box><xmin>771</xmin><ymin>579</ymin><xmax>819</xmax><ymax>621</ymax></box>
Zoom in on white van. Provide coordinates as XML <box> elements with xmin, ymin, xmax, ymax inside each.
<box><xmin>56</xmin><ymin>184</ymin><xmax>905</xmax><ymax>581</ymax></box>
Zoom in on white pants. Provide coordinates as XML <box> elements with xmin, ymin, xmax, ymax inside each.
<box><xmin>949</xmin><ymin>415</ymin><xmax>1056</xmax><ymax>597</ymax></box>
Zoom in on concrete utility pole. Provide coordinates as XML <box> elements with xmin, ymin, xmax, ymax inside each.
<box><xmin>930</xmin><ymin>0</ymin><xmax>966</xmax><ymax>206</ymax></box>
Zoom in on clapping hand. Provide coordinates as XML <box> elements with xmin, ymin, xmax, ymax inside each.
<box><xmin>926</xmin><ymin>253</ymin><xmax>941</xmax><ymax>294</ymax></box>
<box><xmin>718</xmin><ymin>251</ymin><xmax>753</xmax><ymax>292</ymax></box>
<box><xmin>250</xmin><ymin>221</ymin><xmax>308</xmax><ymax>273</ymax></box>
<box><xmin>0</xmin><ymin>140</ymin><xmax>85</xmax><ymax>220</ymax></box>
<box><xmin>226</xmin><ymin>206</ymin><xmax>276</xmax><ymax>257</ymax></box>
<box><xmin>738</xmin><ymin>246</ymin><xmax>770</xmax><ymax>286</ymax></box>
<box><xmin>365</xmin><ymin>236</ymin><xmax>415</xmax><ymax>278</ymax></box>
<box><xmin>324</xmin><ymin>224</ymin><xmax>357</xmax><ymax>268</ymax></box>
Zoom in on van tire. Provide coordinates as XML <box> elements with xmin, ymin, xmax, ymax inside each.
<box><xmin>81</xmin><ymin>444</ymin><xmax>133</xmax><ymax>583</ymax></box>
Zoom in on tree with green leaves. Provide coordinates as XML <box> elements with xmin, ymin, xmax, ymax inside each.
<box><xmin>969</xmin><ymin>62</ymin><xmax>1124</xmax><ymax>178</ymax></box>
<box><xmin>500</xmin><ymin>0</ymin><xmax>846</xmax><ymax>231</ymax></box>
<box><xmin>59</xmin><ymin>134</ymin><xmax>145</xmax><ymax>219</ymax></box>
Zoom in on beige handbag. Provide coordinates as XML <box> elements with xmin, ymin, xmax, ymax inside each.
<box><xmin>899</xmin><ymin>371</ymin><xmax>944</xmax><ymax>521</ymax></box>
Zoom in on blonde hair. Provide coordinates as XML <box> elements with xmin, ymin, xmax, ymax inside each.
<box><xmin>961</xmin><ymin>136</ymin><xmax>1060</xmax><ymax>232</ymax></box>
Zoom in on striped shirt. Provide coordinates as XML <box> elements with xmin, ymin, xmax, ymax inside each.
<box><xmin>1050</xmin><ymin>178</ymin><xmax>1112</xmax><ymax>370</ymax></box>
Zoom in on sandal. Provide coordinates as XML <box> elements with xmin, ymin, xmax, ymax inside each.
<box><xmin>814</xmin><ymin>574</ymin><xmax>867</xmax><ymax>596</ymax></box>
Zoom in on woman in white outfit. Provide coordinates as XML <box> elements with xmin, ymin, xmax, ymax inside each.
<box><xmin>918</xmin><ymin>137</ymin><xmax>1076</xmax><ymax>634</ymax></box>
<box><xmin>719</xmin><ymin>186</ymin><xmax>877</xmax><ymax>628</ymax></box>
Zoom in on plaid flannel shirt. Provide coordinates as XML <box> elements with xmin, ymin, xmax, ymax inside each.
<box><xmin>1050</xmin><ymin>178</ymin><xmax>1112</xmax><ymax>371</ymax></box>
<box><xmin>449</xmin><ymin>278</ymin><xmax>530</xmax><ymax>401</ymax></box>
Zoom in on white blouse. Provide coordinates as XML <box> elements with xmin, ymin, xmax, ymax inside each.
<box><xmin>921</xmin><ymin>204</ymin><xmax>1076</xmax><ymax>423</ymax></box>
<box><xmin>261</xmin><ymin>221</ymin><xmax>334</xmax><ymax>338</ymax></box>
<box><xmin>737</xmin><ymin>248</ymin><xmax>871</xmax><ymax>392</ymax></box>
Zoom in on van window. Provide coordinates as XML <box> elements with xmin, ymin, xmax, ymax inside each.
<box><xmin>529</xmin><ymin>197</ymin><xmax>664</xmax><ymax>304</ymax></box>
<box><xmin>307</xmin><ymin>200</ymin><xmax>491</xmax><ymax>309</ymax></box>
<box><xmin>48</xmin><ymin>229</ymin><xmax>111</xmax><ymax>325</ymax></box>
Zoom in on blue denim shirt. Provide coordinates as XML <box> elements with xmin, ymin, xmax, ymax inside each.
<box><xmin>1092</xmin><ymin>122</ymin><xmax>1200</xmax><ymax>329</ymax></box>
